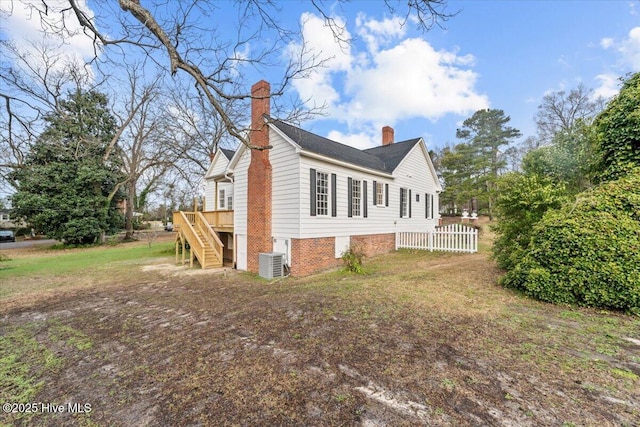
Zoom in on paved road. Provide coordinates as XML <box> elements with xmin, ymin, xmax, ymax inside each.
<box><xmin>0</xmin><ymin>239</ymin><xmax>58</xmax><ymax>250</ymax></box>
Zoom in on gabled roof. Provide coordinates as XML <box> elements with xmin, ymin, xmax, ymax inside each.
<box><xmin>205</xmin><ymin>148</ymin><xmax>235</xmax><ymax>180</ymax></box>
<box><xmin>363</xmin><ymin>138</ymin><xmax>422</xmax><ymax>172</ymax></box>
<box><xmin>220</xmin><ymin>148</ymin><xmax>236</xmax><ymax>160</ymax></box>
<box><xmin>270</xmin><ymin>119</ymin><xmax>421</xmax><ymax>174</ymax></box>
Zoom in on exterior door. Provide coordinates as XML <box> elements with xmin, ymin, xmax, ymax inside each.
<box><xmin>236</xmin><ymin>234</ymin><xmax>247</xmax><ymax>271</ymax></box>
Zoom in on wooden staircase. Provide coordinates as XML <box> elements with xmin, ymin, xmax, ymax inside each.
<box><xmin>173</xmin><ymin>211</ymin><xmax>224</xmax><ymax>269</ymax></box>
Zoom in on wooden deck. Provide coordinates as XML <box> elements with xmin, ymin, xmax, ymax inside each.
<box><xmin>173</xmin><ymin>210</ymin><xmax>233</xmax><ymax>269</ymax></box>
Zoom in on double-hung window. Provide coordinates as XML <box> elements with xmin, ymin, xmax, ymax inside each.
<box><xmin>375</xmin><ymin>182</ymin><xmax>384</xmax><ymax>205</ymax></box>
<box><xmin>316</xmin><ymin>171</ymin><xmax>329</xmax><ymax>216</ymax></box>
<box><xmin>310</xmin><ymin>169</ymin><xmax>336</xmax><ymax>217</ymax></box>
<box><xmin>400</xmin><ymin>188</ymin><xmax>410</xmax><ymax>218</ymax></box>
<box><xmin>351</xmin><ymin>179</ymin><xmax>361</xmax><ymax>217</ymax></box>
<box><xmin>219</xmin><ymin>189</ymin><xmax>226</xmax><ymax>210</ymax></box>
<box><xmin>373</xmin><ymin>181</ymin><xmax>389</xmax><ymax>207</ymax></box>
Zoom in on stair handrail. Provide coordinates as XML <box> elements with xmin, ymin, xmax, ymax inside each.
<box><xmin>195</xmin><ymin>211</ymin><xmax>224</xmax><ymax>263</ymax></box>
<box><xmin>175</xmin><ymin>211</ymin><xmax>207</xmax><ymax>266</ymax></box>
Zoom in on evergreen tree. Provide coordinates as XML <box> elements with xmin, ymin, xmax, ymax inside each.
<box><xmin>443</xmin><ymin>109</ymin><xmax>521</xmax><ymax>218</ymax></box>
<box><xmin>10</xmin><ymin>90</ymin><xmax>124</xmax><ymax>245</ymax></box>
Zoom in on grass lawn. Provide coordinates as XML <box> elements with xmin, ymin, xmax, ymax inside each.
<box><xmin>0</xmin><ymin>230</ymin><xmax>638</xmax><ymax>426</ymax></box>
<box><xmin>0</xmin><ymin>239</ymin><xmax>174</xmax><ymax>299</ymax></box>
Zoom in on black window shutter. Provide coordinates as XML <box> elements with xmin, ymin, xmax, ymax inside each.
<box><xmin>331</xmin><ymin>173</ymin><xmax>337</xmax><ymax>217</ymax></box>
<box><xmin>425</xmin><ymin>193</ymin><xmax>429</xmax><ymax>219</ymax></box>
<box><xmin>372</xmin><ymin>180</ymin><xmax>377</xmax><ymax>205</ymax></box>
<box><xmin>399</xmin><ymin>188</ymin><xmax>403</xmax><ymax>217</ymax></box>
<box><xmin>409</xmin><ymin>190</ymin><xmax>412</xmax><ymax>218</ymax></box>
<box><xmin>363</xmin><ymin>180</ymin><xmax>368</xmax><ymax>218</ymax></box>
<box><xmin>310</xmin><ymin>169</ymin><xmax>316</xmax><ymax>216</ymax></box>
<box><xmin>347</xmin><ymin>177</ymin><xmax>353</xmax><ymax>218</ymax></box>
<box><xmin>431</xmin><ymin>194</ymin><xmax>435</xmax><ymax>219</ymax></box>
<box><xmin>385</xmin><ymin>184</ymin><xmax>389</xmax><ymax>207</ymax></box>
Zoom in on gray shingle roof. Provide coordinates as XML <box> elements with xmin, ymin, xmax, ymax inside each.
<box><xmin>270</xmin><ymin>119</ymin><xmax>420</xmax><ymax>173</ymax></box>
<box><xmin>221</xmin><ymin>148</ymin><xmax>236</xmax><ymax>160</ymax></box>
<box><xmin>363</xmin><ymin>138</ymin><xmax>421</xmax><ymax>172</ymax></box>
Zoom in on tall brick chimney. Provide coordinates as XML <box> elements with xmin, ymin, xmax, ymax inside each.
<box><xmin>382</xmin><ymin>126</ymin><xmax>394</xmax><ymax>145</ymax></box>
<box><xmin>246</xmin><ymin>80</ymin><xmax>272</xmax><ymax>273</ymax></box>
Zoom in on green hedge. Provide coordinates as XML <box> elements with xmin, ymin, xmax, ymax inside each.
<box><xmin>502</xmin><ymin>171</ymin><xmax>640</xmax><ymax>314</ymax></box>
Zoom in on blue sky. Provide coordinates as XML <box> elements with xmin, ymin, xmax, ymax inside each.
<box><xmin>277</xmin><ymin>0</ymin><xmax>640</xmax><ymax>150</ymax></box>
<box><xmin>2</xmin><ymin>0</ymin><xmax>639</xmax><ymax>153</ymax></box>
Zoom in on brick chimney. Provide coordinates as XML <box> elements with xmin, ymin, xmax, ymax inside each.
<box><xmin>382</xmin><ymin>126</ymin><xmax>394</xmax><ymax>145</ymax></box>
<box><xmin>246</xmin><ymin>80</ymin><xmax>273</xmax><ymax>273</ymax></box>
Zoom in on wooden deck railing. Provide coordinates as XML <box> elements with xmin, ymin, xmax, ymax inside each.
<box><xmin>195</xmin><ymin>211</ymin><xmax>224</xmax><ymax>262</ymax></box>
<box><xmin>174</xmin><ymin>211</ymin><xmax>207</xmax><ymax>266</ymax></box>
<box><xmin>200</xmin><ymin>210</ymin><xmax>234</xmax><ymax>228</ymax></box>
<box><xmin>173</xmin><ymin>210</ymin><xmax>230</xmax><ymax>268</ymax></box>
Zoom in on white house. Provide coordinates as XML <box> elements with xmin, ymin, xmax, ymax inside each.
<box><xmin>186</xmin><ymin>80</ymin><xmax>441</xmax><ymax>276</ymax></box>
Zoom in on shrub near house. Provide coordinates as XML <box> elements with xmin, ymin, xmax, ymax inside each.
<box><xmin>502</xmin><ymin>171</ymin><xmax>640</xmax><ymax>314</ymax></box>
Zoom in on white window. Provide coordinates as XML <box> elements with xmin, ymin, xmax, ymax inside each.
<box><xmin>227</xmin><ymin>196</ymin><xmax>233</xmax><ymax>211</ymax></box>
<box><xmin>316</xmin><ymin>171</ymin><xmax>329</xmax><ymax>216</ymax></box>
<box><xmin>376</xmin><ymin>182</ymin><xmax>384</xmax><ymax>206</ymax></box>
<box><xmin>352</xmin><ymin>179</ymin><xmax>361</xmax><ymax>217</ymax></box>
<box><xmin>219</xmin><ymin>189</ymin><xmax>226</xmax><ymax>209</ymax></box>
<box><xmin>400</xmin><ymin>188</ymin><xmax>408</xmax><ymax>218</ymax></box>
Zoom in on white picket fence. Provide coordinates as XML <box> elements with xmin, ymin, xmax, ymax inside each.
<box><xmin>395</xmin><ymin>224</ymin><xmax>478</xmax><ymax>253</ymax></box>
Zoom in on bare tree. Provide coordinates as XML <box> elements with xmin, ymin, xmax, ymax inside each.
<box><xmin>535</xmin><ymin>83</ymin><xmax>605</xmax><ymax>145</ymax></box>
<box><xmin>165</xmin><ymin>81</ymin><xmax>245</xmax><ymax>178</ymax></box>
<box><xmin>5</xmin><ymin>0</ymin><xmax>453</xmax><ymax>152</ymax></box>
<box><xmin>111</xmin><ymin>67</ymin><xmax>177</xmax><ymax>239</ymax></box>
<box><xmin>0</xmin><ymin>40</ymin><xmax>94</xmax><ymax>192</ymax></box>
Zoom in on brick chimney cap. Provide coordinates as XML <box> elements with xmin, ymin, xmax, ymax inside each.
<box><xmin>382</xmin><ymin>126</ymin><xmax>394</xmax><ymax>145</ymax></box>
<box><xmin>251</xmin><ymin>80</ymin><xmax>270</xmax><ymax>93</ymax></box>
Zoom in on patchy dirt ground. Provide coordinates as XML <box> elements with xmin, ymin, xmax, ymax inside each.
<box><xmin>1</xmin><ymin>240</ymin><xmax>639</xmax><ymax>426</ymax></box>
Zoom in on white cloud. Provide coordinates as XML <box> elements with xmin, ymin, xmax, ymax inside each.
<box><xmin>593</xmin><ymin>74</ymin><xmax>620</xmax><ymax>99</ymax></box>
<box><xmin>342</xmin><ymin>38</ymin><xmax>488</xmax><ymax>127</ymax></box>
<box><xmin>326</xmin><ymin>129</ymin><xmax>376</xmax><ymax>150</ymax></box>
<box><xmin>356</xmin><ymin>13</ymin><xmax>406</xmax><ymax>52</ymax></box>
<box><xmin>597</xmin><ymin>26</ymin><xmax>640</xmax><ymax>71</ymax></box>
<box><xmin>289</xmin><ymin>12</ymin><xmax>489</xmax><ymax>147</ymax></box>
<box><xmin>0</xmin><ymin>0</ymin><xmax>98</xmax><ymax>72</ymax></box>
<box><xmin>618</xmin><ymin>26</ymin><xmax>640</xmax><ymax>69</ymax></box>
<box><xmin>600</xmin><ymin>37</ymin><xmax>614</xmax><ymax>49</ymax></box>
<box><xmin>288</xmin><ymin>12</ymin><xmax>352</xmax><ymax>111</ymax></box>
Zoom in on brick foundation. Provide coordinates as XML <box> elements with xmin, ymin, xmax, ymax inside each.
<box><xmin>290</xmin><ymin>237</ymin><xmax>340</xmax><ymax>277</ymax></box>
<box><xmin>351</xmin><ymin>233</ymin><xmax>396</xmax><ymax>257</ymax></box>
<box><xmin>289</xmin><ymin>233</ymin><xmax>396</xmax><ymax>276</ymax></box>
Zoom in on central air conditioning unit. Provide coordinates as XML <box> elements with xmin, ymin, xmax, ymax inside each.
<box><xmin>259</xmin><ymin>252</ymin><xmax>285</xmax><ymax>279</ymax></box>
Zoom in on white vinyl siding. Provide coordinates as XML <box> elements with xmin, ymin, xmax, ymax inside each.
<box><xmin>204</xmin><ymin>150</ymin><xmax>233</xmax><ymax>212</ymax></box>
<box><xmin>233</xmin><ymin>148</ymin><xmax>251</xmax><ymax>235</ymax></box>
<box><xmin>392</xmin><ymin>142</ymin><xmax>440</xmax><ymax>230</ymax></box>
<box><xmin>296</xmin><ymin>141</ymin><xmax>439</xmax><ymax>237</ymax></box>
<box><xmin>210</xmin><ymin>154</ymin><xmax>229</xmax><ymax>177</ymax></box>
<box><xmin>232</xmin><ymin>128</ymin><xmax>440</xmax><ymax>242</ymax></box>
<box><xmin>270</xmin><ymin>129</ymin><xmax>301</xmax><ymax>238</ymax></box>
<box><xmin>204</xmin><ymin>178</ymin><xmax>216</xmax><ymax>211</ymax></box>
